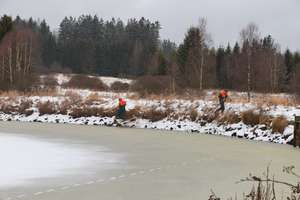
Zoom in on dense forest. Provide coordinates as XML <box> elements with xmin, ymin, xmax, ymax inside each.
<box><xmin>0</xmin><ymin>14</ymin><xmax>299</xmax><ymax>95</ymax></box>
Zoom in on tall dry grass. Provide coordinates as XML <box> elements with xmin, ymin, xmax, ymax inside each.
<box><xmin>63</xmin><ymin>75</ymin><xmax>108</xmax><ymax>91</ymax></box>
<box><xmin>272</xmin><ymin>116</ymin><xmax>288</xmax><ymax>134</ymax></box>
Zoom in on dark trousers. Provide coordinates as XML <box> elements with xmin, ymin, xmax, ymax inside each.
<box><xmin>216</xmin><ymin>98</ymin><xmax>225</xmax><ymax>113</ymax></box>
<box><xmin>116</xmin><ymin>106</ymin><xmax>126</xmax><ymax>119</ymax></box>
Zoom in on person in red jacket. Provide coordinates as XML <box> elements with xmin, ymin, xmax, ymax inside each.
<box><xmin>215</xmin><ymin>89</ymin><xmax>228</xmax><ymax>113</ymax></box>
<box><xmin>116</xmin><ymin>98</ymin><xmax>126</xmax><ymax>119</ymax></box>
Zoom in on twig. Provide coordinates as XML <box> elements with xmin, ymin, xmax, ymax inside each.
<box><xmin>237</xmin><ymin>177</ymin><xmax>296</xmax><ymax>188</ymax></box>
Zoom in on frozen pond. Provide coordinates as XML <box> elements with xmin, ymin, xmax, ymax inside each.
<box><xmin>0</xmin><ymin>121</ymin><xmax>299</xmax><ymax>200</ymax></box>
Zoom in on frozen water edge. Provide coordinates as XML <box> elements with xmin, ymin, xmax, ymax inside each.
<box><xmin>0</xmin><ymin>132</ymin><xmax>124</xmax><ymax>188</ymax></box>
<box><xmin>0</xmin><ymin>112</ymin><xmax>294</xmax><ymax>146</ymax></box>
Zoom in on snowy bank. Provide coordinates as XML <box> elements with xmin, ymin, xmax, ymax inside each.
<box><xmin>0</xmin><ymin>112</ymin><xmax>295</xmax><ymax>145</ymax></box>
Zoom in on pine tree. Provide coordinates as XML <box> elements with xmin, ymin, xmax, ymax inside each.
<box><xmin>284</xmin><ymin>49</ymin><xmax>294</xmax><ymax>88</ymax></box>
<box><xmin>39</xmin><ymin>20</ymin><xmax>57</xmax><ymax>68</ymax></box>
<box><xmin>0</xmin><ymin>15</ymin><xmax>13</xmax><ymax>41</ymax></box>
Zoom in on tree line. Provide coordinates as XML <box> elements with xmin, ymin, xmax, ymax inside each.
<box><xmin>0</xmin><ymin>14</ymin><xmax>299</xmax><ymax>95</ymax></box>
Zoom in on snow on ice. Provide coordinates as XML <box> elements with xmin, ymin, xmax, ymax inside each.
<box><xmin>0</xmin><ymin>133</ymin><xmax>123</xmax><ymax>188</ymax></box>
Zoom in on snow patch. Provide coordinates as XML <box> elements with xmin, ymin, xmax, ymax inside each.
<box><xmin>0</xmin><ymin>133</ymin><xmax>123</xmax><ymax>188</ymax></box>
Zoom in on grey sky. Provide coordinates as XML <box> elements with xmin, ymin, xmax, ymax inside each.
<box><xmin>1</xmin><ymin>0</ymin><xmax>299</xmax><ymax>50</ymax></box>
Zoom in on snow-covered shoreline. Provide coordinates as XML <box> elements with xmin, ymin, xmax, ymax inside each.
<box><xmin>0</xmin><ymin>74</ymin><xmax>299</xmax><ymax>146</ymax></box>
<box><xmin>0</xmin><ymin>112</ymin><xmax>294</xmax><ymax>145</ymax></box>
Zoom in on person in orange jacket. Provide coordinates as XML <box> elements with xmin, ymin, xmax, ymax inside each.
<box><xmin>116</xmin><ymin>98</ymin><xmax>126</xmax><ymax>119</ymax></box>
<box><xmin>216</xmin><ymin>89</ymin><xmax>228</xmax><ymax>113</ymax></box>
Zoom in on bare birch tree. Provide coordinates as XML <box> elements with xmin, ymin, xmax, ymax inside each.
<box><xmin>240</xmin><ymin>22</ymin><xmax>260</xmax><ymax>101</ymax></box>
<box><xmin>0</xmin><ymin>27</ymin><xmax>38</xmax><ymax>90</ymax></box>
<box><xmin>198</xmin><ymin>17</ymin><xmax>212</xmax><ymax>90</ymax></box>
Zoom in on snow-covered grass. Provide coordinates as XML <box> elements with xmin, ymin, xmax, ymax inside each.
<box><xmin>0</xmin><ymin>73</ymin><xmax>299</xmax><ymax>146</ymax></box>
<box><xmin>52</xmin><ymin>73</ymin><xmax>132</xmax><ymax>87</ymax></box>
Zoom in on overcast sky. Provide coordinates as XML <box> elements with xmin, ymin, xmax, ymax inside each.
<box><xmin>1</xmin><ymin>0</ymin><xmax>299</xmax><ymax>50</ymax></box>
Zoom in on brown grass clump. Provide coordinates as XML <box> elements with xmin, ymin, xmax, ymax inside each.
<box><xmin>0</xmin><ymin>103</ymin><xmax>18</xmax><ymax>114</ymax></box>
<box><xmin>241</xmin><ymin>110</ymin><xmax>261</xmax><ymax>126</ymax></box>
<box><xmin>17</xmin><ymin>100</ymin><xmax>33</xmax><ymax>116</ymax></box>
<box><xmin>142</xmin><ymin>108</ymin><xmax>169</xmax><ymax>122</ymax></box>
<box><xmin>85</xmin><ymin>93</ymin><xmax>102</xmax><ymax>105</ymax></box>
<box><xmin>267</xmin><ymin>96</ymin><xmax>292</xmax><ymax>106</ymax></box>
<box><xmin>189</xmin><ymin>108</ymin><xmax>199</xmax><ymax>121</ymax></box>
<box><xmin>259</xmin><ymin>114</ymin><xmax>272</xmax><ymax>126</ymax></box>
<box><xmin>272</xmin><ymin>116</ymin><xmax>288</xmax><ymax>134</ymax></box>
<box><xmin>253</xmin><ymin>95</ymin><xmax>294</xmax><ymax>107</ymax></box>
<box><xmin>57</xmin><ymin>99</ymin><xmax>72</xmax><ymax>115</ymax></box>
<box><xmin>0</xmin><ymin>90</ymin><xmax>21</xmax><ymax>100</ymax></box>
<box><xmin>131</xmin><ymin>75</ymin><xmax>171</xmax><ymax>96</ymax></box>
<box><xmin>70</xmin><ymin>106</ymin><xmax>106</xmax><ymax>118</ymax></box>
<box><xmin>42</xmin><ymin>75</ymin><xmax>58</xmax><ymax>89</ymax></box>
<box><xmin>65</xmin><ymin>91</ymin><xmax>82</xmax><ymax>105</ymax></box>
<box><xmin>110</xmin><ymin>81</ymin><xmax>130</xmax><ymax>92</ymax></box>
<box><xmin>200</xmin><ymin>107</ymin><xmax>218</xmax><ymax>123</ymax></box>
<box><xmin>27</xmin><ymin>89</ymin><xmax>58</xmax><ymax>97</ymax></box>
<box><xmin>63</xmin><ymin>75</ymin><xmax>108</xmax><ymax>91</ymax></box>
<box><xmin>37</xmin><ymin>101</ymin><xmax>57</xmax><ymax>115</ymax></box>
<box><xmin>180</xmin><ymin>89</ymin><xmax>205</xmax><ymax>101</ymax></box>
<box><xmin>125</xmin><ymin>106</ymin><xmax>142</xmax><ymax>119</ymax></box>
<box><xmin>103</xmin><ymin>108</ymin><xmax>118</xmax><ymax>118</ymax></box>
<box><xmin>217</xmin><ymin>112</ymin><xmax>241</xmax><ymax>124</ymax></box>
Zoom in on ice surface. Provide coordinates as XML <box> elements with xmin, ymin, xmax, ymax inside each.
<box><xmin>0</xmin><ymin>133</ymin><xmax>122</xmax><ymax>188</ymax></box>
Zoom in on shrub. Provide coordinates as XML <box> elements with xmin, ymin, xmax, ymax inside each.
<box><xmin>69</xmin><ymin>106</ymin><xmax>104</xmax><ymax>118</ymax></box>
<box><xmin>189</xmin><ymin>108</ymin><xmax>198</xmax><ymax>121</ymax></box>
<box><xmin>259</xmin><ymin>114</ymin><xmax>272</xmax><ymax>126</ymax></box>
<box><xmin>125</xmin><ymin>106</ymin><xmax>143</xmax><ymax>119</ymax></box>
<box><xmin>42</xmin><ymin>75</ymin><xmax>58</xmax><ymax>89</ymax></box>
<box><xmin>200</xmin><ymin>107</ymin><xmax>218</xmax><ymax>123</ymax></box>
<box><xmin>0</xmin><ymin>103</ymin><xmax>18</xmax><ymax>114</ymax></box>
<box><xmin>85</xmin><ymin>93</ymin><xmax>102</xmax><ymax>105</ymax></box>
<box><xmin>65</xmin><ymin>91</ymin><xmax>82</xmax><ymax>105</ymax></box>
<box><xmin>58</xmin><ymin>99</ymin><xmax>72</xmax><ymax>115</ymax></box>
<box><xmin>38</xmin><ymin>101</ymin><xmax>57</xmax><ymax>115</ymax></box>
<box><xmin>64</xmin><ymin>75</ymin><xmax>108</xmax><ymax>91</ymax></box>
<box><xmin>142</xmin><ymin>108</ymin><xmax>168</xmax><ymax>122</ymax></box>
<box><xmin>131</xmin><ymin>75</ymin><xmax>171</xmax><ymax>96</ymax></box>
<box><xmin>272</xmin><ymin>116</ymin><xmax>288</xmax><ymax>134</ymax></box>
<box><xmin>0</xmin><ymin>90</ymin><xmax>20</xmax><ymax>99</ymax></box>
<box><xmin>28</xmin><ymin>89</ymin><xmax>58</xmax><ymax>97</ymax></box>
<box><xmin>110</xmin><ymin>81</ymin><xmax>130</xmax><ymax>92</ymax></box>
<box><xmin>18</xmin><ymin>100</ymin><xmax>33</xmax><ymax>116</ymax></box>
<box><xmin>218</xmin><ymin>112</ymin><xmax>241</xmax><ymax>124</ymax></box>
<box><xmin>241</xmin><ymin>110</ymin><xmax>261</xmax><ymax>126</ymax></box>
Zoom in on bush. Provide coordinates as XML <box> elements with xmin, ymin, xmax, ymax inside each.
<box><xmin>272</xmin><ymin>116</ymin><xmax>288</xmax><ymax>134</ymax></box>
<box><xmin>142</xmin><ymin>108</ymin><xmax>168</xmax><ymax>122</ymax></box>
<box><xmin>58</xmin><ymin>99</ymin><xmax>72</xmax><ymax>115</ymax></box>
<box><xmin>241</xmin><ymin>110</ymin><xmax>261</xmax><ymax>126</ymax></box>
<box><xmin>42</xmin><ymin>75</ymin><xmax>58</xmax><ymax>89</ymax></box>
<box><xmin>189</xmin><ymin>108</ymin><xmax>198</xmax><ymax>121</ymax></box>
<box><xmin>0</xmin><ymin>103</ymin><xmax>18</xmax><ymax>114</ymax></box>
<box><xmin>65</xmin><ymin>91</ymin><xmax>82</xmax><ymax>105</ymax></box>
<box><xmin>110</xmin><ymin>81</ymin><xmax>130</xmax><ymax>92</ymax></box>
<box><xmin>64</xmin><ymin>75</ymin><xmax>108</xmax><ymax>91</ymax></box>
<box><xmin>218</xmin><ymin>112</ymin><xmax>241</xmax><ymax>124</ymax></box>
<box><xmin>38</xmin><ymin>101</ymin><xmax>57</xmax><ymax>115</ymax></box>
<box><xmin>259</xmin><ymin>114</ymin><xmax>272</xmax><ymax>126</ymax></box>
<box><xmin>85</xmin><ymin>93</ymin><xmax>102</xmax><ymax>105</ymax></box>
<box><xmin>69</xmin><ymin>106</ymin><xmax>104</xmax><ymax>118</ymax></box>
<box><xmin>18</xmin><ymin>100</ymin><xmax>33</xmax><ymax>116</ymax></box>
<box><xmin>125</xmin><ymin>106</ymin><xmax>143</xmax><ymax>119</ymax></box>
<box><xmin>131</xmin><ymin>75</ymin><xmax>171</xmax><ymax>96</ymax></box>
